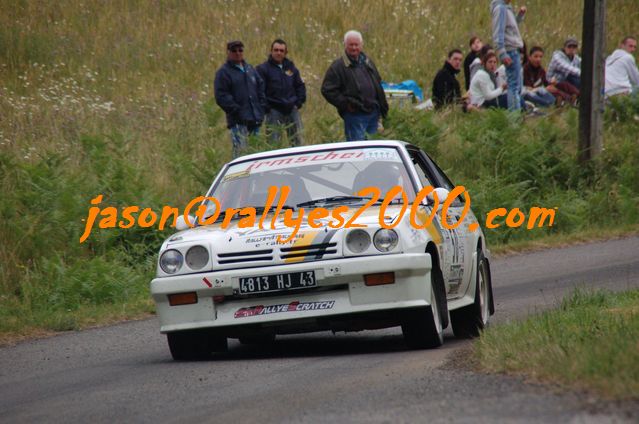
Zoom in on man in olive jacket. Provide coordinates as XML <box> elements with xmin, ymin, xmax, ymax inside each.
<box><xmin>321</xmin><ymin>30</ymin><xmax>389</xmax><ymax>141</ymax></box>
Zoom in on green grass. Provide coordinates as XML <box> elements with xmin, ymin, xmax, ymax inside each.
<box><xmin>1</xmin><ymin>0</ymin><xmax>639</xmax><ymax>341</ymax></box>
<box><xmin>476</xmin><ymin>288</ymin><xmax>639</xmax><ymax>400</ymax></box>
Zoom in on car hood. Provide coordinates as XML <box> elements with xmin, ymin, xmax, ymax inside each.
<box><xmin>158</xmin><ymin>205</ymin><xmax>417</xmax><ymax>274</ymax></box>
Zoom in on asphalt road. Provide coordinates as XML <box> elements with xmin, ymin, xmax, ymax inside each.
<box><xmin>1</xmin><ymin>236</ymin><xmax>638</xmax><ymax>423</ymax></box>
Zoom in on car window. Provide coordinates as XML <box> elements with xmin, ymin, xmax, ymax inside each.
<box><xmin>407</xmin><ymin>148</ymin><xmax>465</xmax><ymax>206</ymax></box>
<box><xmin>408</xmin><ymin>149</ymin><xmax>434</xmax><ymax>188</ymax></box>
<box><xmin>208</xmin><ymin>147</ymin><xmax>418</xmax><ymax>211</ymax></box>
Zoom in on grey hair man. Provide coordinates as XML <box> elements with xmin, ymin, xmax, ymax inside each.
<box><xmin>321</xmin><ymin>30</ymin><xmax>389</xmax><ymax>141</ymax></box>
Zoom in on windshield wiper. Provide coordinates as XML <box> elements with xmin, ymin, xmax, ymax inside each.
<box><xmin>296</xmin><ymin>196</ymin><xmax>372</xmax><ymax>208</ymax></box>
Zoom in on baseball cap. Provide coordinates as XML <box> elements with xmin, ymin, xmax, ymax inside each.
<box><xmin>227</xmin><ymin>40</ymin><xmax>244</xmax><ymax>50</ymax></box>
<box><xmin>564</xmin><ymin>37</ymin><xmax>579</xmax><ymax>48</ymax></box>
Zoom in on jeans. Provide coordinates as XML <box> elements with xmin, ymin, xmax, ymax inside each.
<box><xmin>265</xmin><ymin>107</ymin><xmax>303</xmax><ymax>147</ymax></box>
<box><xmin>230</xmin><ymin>124</ymin><xmax>260</xmax><ymax>159</ymax></box>
<box><xmin>505</xmin><ymin>50</ymin><xmax>523</xmax><ymax>111</ymax></box>
<box><xmin>483</xmin><ymin>94</ymin><xmax>509</xmax><ymax>109</ymax></box>
<box><xmin>343</xmin><ymin>111</ymin><xmax>380</xmax><ymax>141</ymax></box>
<box><xmin>524</xmin><ymin>87</ymin><xmax>556</xmax><ymax>107</ymax></box>
<box><xmin>566</xmin><ymin>74</ymin><xmax>581</xmax><ymax>90</ymax></box>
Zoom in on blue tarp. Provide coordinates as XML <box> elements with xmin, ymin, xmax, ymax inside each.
<box><xmin>381</xmin><ymin>80</ymin><xmax>424</xmax><ymax>102</ymax></box>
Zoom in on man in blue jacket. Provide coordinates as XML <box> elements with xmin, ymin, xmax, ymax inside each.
<box><xmin>214</xmin><ymin>40</ymin><xmax>267</xmax><ymax>158</ymax></box>
<box><xmin>257</xmin><ymin>39</ymin><xmax>306</xmax><ymax>147</ymax></box>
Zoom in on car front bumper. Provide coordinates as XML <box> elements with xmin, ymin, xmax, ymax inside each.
<box><xmin>151</xmin><ymin>253</ymin><xmax>433</xmax><ymax>334</ymax></box>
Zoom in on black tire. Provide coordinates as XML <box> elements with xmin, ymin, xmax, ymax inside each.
<box><xmin>450</xmin><ymin>248</ymin><xmax>491</xmax><ymax>338</ymax></box>
<box><xmin>238</xmin><ymin>333</ymin><xmax>276</xmax><ymax>345</ymax></box>
<box><xmin>402</xmin><ymin>271</ymin><xmax>444</xmax><ymax>349</ymax></box>
<box><xmin>167</xmin><ymin>329</ymin><xmax>228</xmax><ymax>361</ymax></box>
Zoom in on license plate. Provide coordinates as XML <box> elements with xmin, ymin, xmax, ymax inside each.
<box><xmin>239</xmin><ymin>271</ymin><xmax>316</xmax><ymax>294</ymax></box>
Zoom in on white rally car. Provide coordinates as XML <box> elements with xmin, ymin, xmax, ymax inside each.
<box><xmin>151</xmin><ymin>141</ymin><xmax>494</xmax><ymax>360</ymax></box>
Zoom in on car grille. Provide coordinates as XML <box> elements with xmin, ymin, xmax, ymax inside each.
<box><xmin>213</xmin><ymin>240</ymin><xmax>342</xmax><ymax>271</ymax></box>
<box><xmin>217</xmin><ymin>249</ymin><xmax>273</xmax><ymax>264</ymax></box>
<box><xmin>280</xmin><ymin>242</ymin><xmax>338</xmax><ymax>260</ymax></box>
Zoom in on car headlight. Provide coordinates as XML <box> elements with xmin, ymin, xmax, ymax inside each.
<box><xmin>346</xmin><ymin>229</ymin><xmax>371</xmax><ymax>253</ymax></box>
<box><xmin>160</xmin><ymin>249</ymin><xmax>184</xmax><ymax>274</ymax></box>
<box><xmin>186</xmin><ymin>245</ymin><xmax>209</xmax><ymax>270</ymax></box>
<box><xmin>374</xmin><ymin>229</ymin><xmax>399</xmax><ymax>252</ymax></box>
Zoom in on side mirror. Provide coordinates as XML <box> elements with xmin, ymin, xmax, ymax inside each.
<box><xmin>426</xmin><ymin>187</ymin><xmax>450</xmax><ymax>207</ymax></box>
<box><xmin>175</xmin><ymin>215</ymin><xmax>195</xmax><ymax>231</ymax></box>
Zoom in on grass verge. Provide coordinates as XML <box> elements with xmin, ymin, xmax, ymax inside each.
<box><xmin>476</xmin><ymin>288</ymin><xmax>639</xmax><ymax>400</ymax></box>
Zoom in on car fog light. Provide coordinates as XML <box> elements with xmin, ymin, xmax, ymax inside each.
<box><xmin>186</xmin><ymin>245</ymin><xmax>209</xmax><ymax>270</ymax></box>
<box><xmin>373</xmin><ymin>229</ymin><xmax>399</xmax><ymax>252</ymax></box>
<box><xmin>160</xmin><ymin>249</ymin><xmax>183</xmax><ymax>274</ymax></box>
<box><xmin>346</xmin><ymin>229</ymin><xmax>371</xmax><ymax>253</ymax></box>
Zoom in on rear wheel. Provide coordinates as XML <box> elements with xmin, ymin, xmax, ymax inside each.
<box><xmin>167</xmin><ymin>329</ymin><xmax>228</xmax><ymax>360</ymax></box>
<box><xmin>402</xmin><ymin>272</ymin><xmax>444</xmax><ymax>349</ymax></box>
<box><xmin>450</xmin><ymin>248</ymin><xmax>491</xmax><ymax>338</ymax></box>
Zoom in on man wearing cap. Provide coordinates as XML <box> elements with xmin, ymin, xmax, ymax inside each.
<box><xmin>547</xmin><ymin>38</ymin><xmax>582</xmax><ymax>96</ymax></box>
<box><xmin>214</xmin><ymin>40</ymin><xmax>267</xmax><ymax>158</ymax></box>
<box><xmin>605</xmin><ymin>36</ymin><xmax>639</xmax><ymax>98</ymax></box>
<box><xmin>321</xmin><ymin>30</ymin><xmax>389</xmax><ymax>141</ymax></box>
<box><xmin>257</xmin><ymin>38</ymin><xmax>306</xmax><ymax>147</ymax></box>
<box><xmin>490</xmin><ymin>0</ymin><xmax>527</xmax><ymax>111</ymax></box>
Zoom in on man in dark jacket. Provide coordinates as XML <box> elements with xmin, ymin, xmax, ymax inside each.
<box><xmin>321</xmin><ymin>30</ymin><xmax>389</xmax><ymax>141</ymax></box>
<box><xmin>432</xmin><ymin>49</ymin><xmax>463</xmax><ymax>109</ymax></box>
<box><xmin>214</xmin><ymin>40</ymin><xmax>267</xmax><ymax>158</ymax></box>
<box><xmin>257</xmin><ymin>39</ymin><xmax>306</xmax><ymax>147</ymax></box>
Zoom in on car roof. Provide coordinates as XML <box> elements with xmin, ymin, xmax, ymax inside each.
<box><xmin>228</xmin><ymin>140</ymin><xmax>412</xmax><ymax>165</ymax></box>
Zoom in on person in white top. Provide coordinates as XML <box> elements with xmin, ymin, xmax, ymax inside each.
<box><xmin>605</xmin><ymin>36</ymin><xmax>639</xmax><ymax>98</ymax></box>
<box><xmin>469</xmin><ymin>51</ymin><xmax>508</xmax><ymax>108</ymax></box>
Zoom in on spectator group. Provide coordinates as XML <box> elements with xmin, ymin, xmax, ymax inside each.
<box><xmin>213</xmin><ymin>0</ymin><xmax>639</xmax><ymax>157</ymax></box>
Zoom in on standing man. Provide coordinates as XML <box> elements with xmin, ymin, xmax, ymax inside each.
<box><xmin>491</xmin><ymin>0</ymin><xmax>526</xmax><ymax>111</ymax></box>
<box><xmin>257</xmin><ymin>39</ymin><xmax>307</xmax><ymax>147</ymax></box>
<box><xmin>605</xmin><ymin>36</ymin><xmax>639</xmax><ymax>98</ymax></box>
<box><xmin>321</xmin><ymin>30</ymin><xmax>389</xmax><ymax>141</ymax></box>
<box><xmin>214</xmin><ymin>40</ymin><xmax>267</xmax><ymax>159</ymax></box>
<box><xmin>432</xmin><ymin>49</ymin><xmax>463</xmax><ymax>109</ymax></box>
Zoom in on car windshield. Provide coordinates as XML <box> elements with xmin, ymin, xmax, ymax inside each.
<box><xmin>205</xmin><ymin>147</ymin><xmax>417</xmax><ymax>213</ymax></box>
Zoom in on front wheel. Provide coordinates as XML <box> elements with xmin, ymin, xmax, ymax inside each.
<box><xmin>402</xmin><ymin>274</ymin><xmax>444</xmax><ymax>349</ymax></box>
<box><xmin>450</xmin><ymin>249</ymin><xmax>492</xmax><ymax>338</ymax></box>
<box><xmin>167</xmin><ymin>329</ymin><xmax>228</xmax><ymax>361</ymax></box>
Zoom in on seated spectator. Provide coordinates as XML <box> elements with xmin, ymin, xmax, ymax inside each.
<box><xmin>523</xmin><ymin>46</ymin><xmax>561</xmax><ymax>107</ymax></box>
<box><xmin>524</xmin><ymin>46</ymin><xmax>573</xmax><ymax>105</ymax></box>
<box><xmin>605</xmin><ymin>36</ymin><xmax>639</xmax><ymax>98</ymax></box>
<box><xmin>432</xmin><ymin>49</ymin><xmax>463</xmax><ymax>109</ymax></box>
<box><xmin>469</xmin><ymin>44</ymin><xmax>493</xmax><ymax>84</ymax></box>
<box><xmin>464</xmin><ymin>36</ymin><xmax>483</xmax><ymax>91</ymax></box>
<box><xmin>547</xmin><ymin>37</ymin><xmax>581</xmax><ymax>97</ymax></box>
<box><xmin>469</xmin><ymin>51</ymin><xmax>508</xmax><ymax>109</ymax></box>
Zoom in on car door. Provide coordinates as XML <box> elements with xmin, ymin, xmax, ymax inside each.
<box><xmin>408</xmin><ymin>148</ymin><xmax>464</xmax><ymax>299</ymax></box>
<box><xmin>419</xmin><ymin>149</ymin><xmax>478</xmax><ymax>299</ymax></box>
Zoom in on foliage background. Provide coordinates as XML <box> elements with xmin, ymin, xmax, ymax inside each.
<box><xmin>1</xmin><ymin>0</ymin><xmax>638</xmax><ymax>338</ymax></box>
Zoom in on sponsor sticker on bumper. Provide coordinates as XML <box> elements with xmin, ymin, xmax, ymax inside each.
<box><xmin>234</xmin><ymin>300</ymin><xmax>336</xmax><ymax>319</ymax></box>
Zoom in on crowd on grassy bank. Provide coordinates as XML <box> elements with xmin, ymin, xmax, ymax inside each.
<box><xmin>210</xmin><ymin>0</ymin><xmax>638</xmax><ymax>158</ymax></box>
